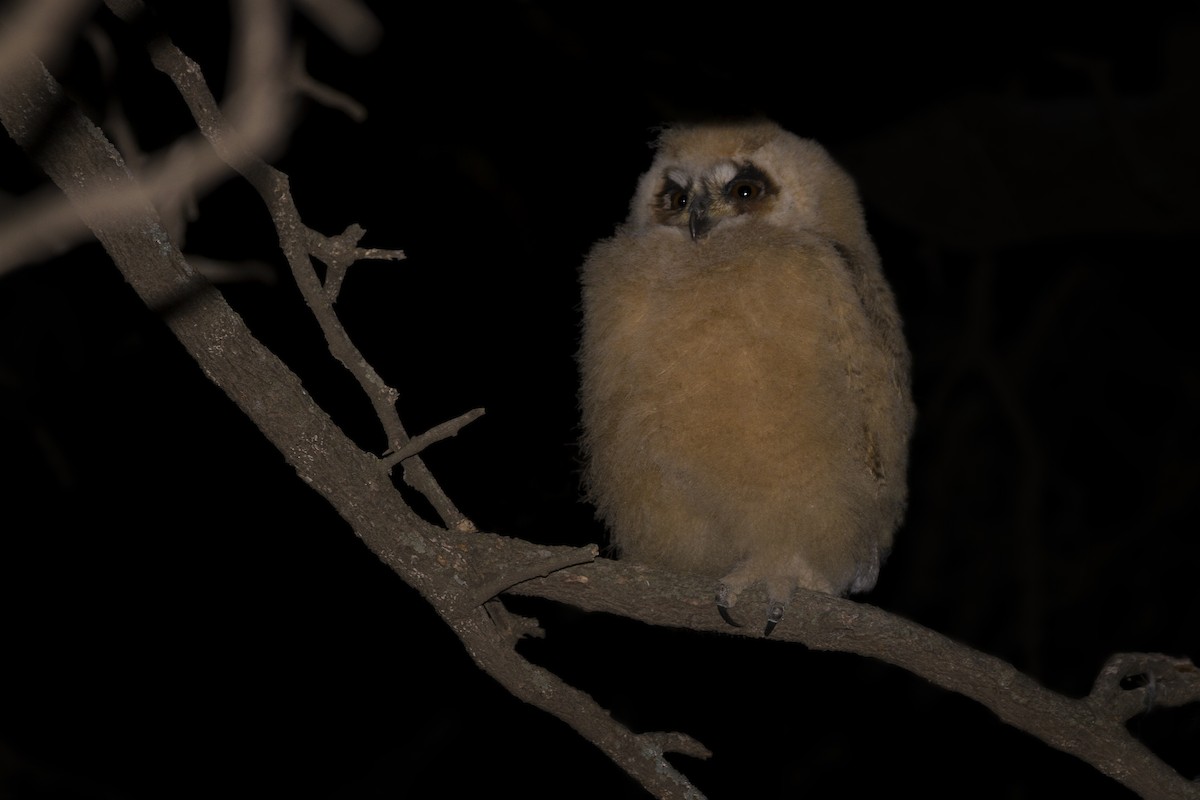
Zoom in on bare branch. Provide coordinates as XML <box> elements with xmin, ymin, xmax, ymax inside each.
<box><xmin>106</xmin><ymin>5</ymin><xmax>469</xmax><ymax>531</ymax></box>
<box><xmin>642</xmin><ymin>731</ymin><xmax>714</xmax><ymax>761</ymax></box>
<box><xmin>465</xmin><ymin>543</ymin><xmax>598</xmax><ymax>609</ymax></box>
<box><xmin>0</xmin><ymin>0</ymin><xmax>95</xmax><ymax>77</ymax></box>
<box><xmin>1089</xmin><ymin>653</ymin><xmax>1200</xmax><ymax>722</ymax></box>
<box><xmin>290</xmin><ymin>44</ymin><xmax>368</xmax><ymax>122</ymax></box>
<box><xmin>293</xmin><ymin>0</ymin><xmax>382</xmax><ymax>54</ymax></box>
<box><xmin>383</xmin><ymin>407</ymin><xmax>486</xmax><ymax>467</ymax></box>
<box><xmin>0</xmin><ymin>0</ymin><xmax>295</xmax><ymax>275</ymax></box>
<box><xmin>224</xmin><ymin>0</ymin><xmax>290</xmax><ymax>161</ymax></box>
<box><xmin>505</xmin><ymin>558</ymin><xmax>1200</xmax><ymax>800</ymax></box>
<box><xmin>307</xmin><ymin>222</ymin><xmax>404</xmax><ymax>301</ymax></box>
<box><xmin>455</xmin><ymin>607</ymin><xmax>711</xmax><ymax>799</ymax></box>
<box><xmin>0</xmin><ymin>185</ymin><xmax>92</xmax><ymax>269</ymax></box>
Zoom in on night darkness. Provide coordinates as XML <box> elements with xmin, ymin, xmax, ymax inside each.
<box><xmin>2</xmin><ymin>4</ymin><xmax>1199</xmax><ymax>798</ymax></box>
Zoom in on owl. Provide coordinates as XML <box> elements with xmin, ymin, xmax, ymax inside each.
<box><xmin>577</xmin><ymin>119</ymin><xmax>914</xmax><ymax>633</ymax></box>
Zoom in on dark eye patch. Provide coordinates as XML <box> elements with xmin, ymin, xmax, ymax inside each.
<box><xmin>660</xmin><ymin>178</ymin><xmax>689</xmax><ymax>211</ymax></box>
<box><xmin>725</xmin><ymin>164</ymin><xmax>773</xmax><ymax>202</ymax></box>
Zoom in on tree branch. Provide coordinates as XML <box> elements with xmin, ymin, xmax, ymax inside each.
<box><xmin>505</xmin><ymin>559</ymin><xmax>1200</xmax><ymax>799</ymax></box>
<box><xmin>0</xmin><ymin>17</ymin><xmax>705</xmax><ymax>798</ymax></box>
<box><xmin>382</xmin><ymin>407</ymin><xmax>486</xmax><ymax>467</ymax></box>
<box><xmin>104</xmin><ymin>0</ymin><xmax>469</xmax><ymax>532</ymax></box>
<box><xmin>2</xmin><ymin>7</ymin><xmax>1196</xmax><ymax>799</ymax></box>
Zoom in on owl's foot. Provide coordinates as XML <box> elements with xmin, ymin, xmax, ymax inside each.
<box><xmin>715</xmin><ymin>579</ymin><xmax>789</xmax><ymax>636</ymax></box>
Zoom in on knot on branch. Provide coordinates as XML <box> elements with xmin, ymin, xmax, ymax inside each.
<box><xmin>1089</xmin><ymin>652</ymin><xmax>1200</xmax><ymax>721</ymax></box>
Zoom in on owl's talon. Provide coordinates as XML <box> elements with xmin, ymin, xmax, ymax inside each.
<box><xmin>715</xmin><ymin>585</ymin><xmax>742</xmax><ymax>627</ymax></box>
<box><xmin>764</xmin><ymin>600</ymin><xmax>786</xmax><ymax>636</ymax></box>
<box><xmin>717</xmin><ymin>604</ymin><xmax>742</xmax><ymax>628</ymax></box>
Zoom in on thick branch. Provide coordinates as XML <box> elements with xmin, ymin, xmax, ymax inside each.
<box><xmin>0</xmin><ymin>37</ymin><xmax>699</xmax><ymax>799</ymax></box>
<box><xmin>503</xmin><ymin>558</ymin><xmax>1200</xmax><ymax>800</ymax></box>
<box><xmin>453</xmin><ymin>606</ymin><xmax>711</xmax><ymax>799</ymax></box>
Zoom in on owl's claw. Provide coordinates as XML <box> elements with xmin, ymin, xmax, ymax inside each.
<box><xmin>717</xmin><ymin>583</ymin><xmax>785</xmax><ymax>634</ymax></box>
<box><xmin>717</xmin><ymin>605</ymin><xmax>741</xmax><ymax>628</ymax></box>
<box><xmin>715</xmin><ymin>584</ymin><xmax>742</xmax><ymax>627</ymax></box>
<box><xmin>764</xmin><ymin>600</ymin><xmax>786</xmax><ymax>636</ymax></box>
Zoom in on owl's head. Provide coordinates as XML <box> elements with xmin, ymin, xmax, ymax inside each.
<box><xmin>627</xmin><ymin>119</ymin><xmax>870</xmax><ymax>252</ymax></box>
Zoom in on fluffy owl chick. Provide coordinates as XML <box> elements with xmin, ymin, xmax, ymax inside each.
<box><xmin>578</xmin><ymin>119</ymin><xmax>914</xmax><ymax>633</ymax></box>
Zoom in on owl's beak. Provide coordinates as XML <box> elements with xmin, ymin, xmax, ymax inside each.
<box><xmin>688</xmin><ymin>199</ymin><xmax>713</xmax><ymax>241</ymax></box>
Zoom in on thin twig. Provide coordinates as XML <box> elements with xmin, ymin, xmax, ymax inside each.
<box><xmin>382</xmin><ymin>407</ymin><xmax>486</xmax><ymax>468</ymax></box>
<box><xmin>642</xmin><ymin>731</ymin><xmax>713</xmax><ymax>761</ymax></box>
<box><xmin>465</xmin><ymin>544</ymin><xmax>598</xmax><ymax>609</ymax></box>
<box><xmin>290</xmin><ymin>45</ymin><xmax>368</xmax><ymax>122</ymax></box>
<box><xmin>307</xmin><ymin>223</ymin><xmax>404</xmax><ymax>301</ymax></box>
<box><xmin>293</xmin><ymin>0</ymin><xmax>382</xmax><ymax>53</ymax></box>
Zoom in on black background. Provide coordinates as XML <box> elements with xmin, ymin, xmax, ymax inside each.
<box><xmin>2</xmin><ymin>4</ymin><xmax>1199</xmax><ymax>798</ymax></box>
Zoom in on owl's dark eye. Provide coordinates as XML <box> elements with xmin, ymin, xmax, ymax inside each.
<box><xmin>728</xmin><ymin>180</ymin><xmax>764</xmax><ymax>200</ymax></box>
<box><xmin>659</xmin><ymin>176</ymin><xmax>690</xmax><ymax>213</ymax></box>
<box><xmin>726</xmin><ymin>164</ymin><xmax>773</xmax><ymax>204</ymax></box>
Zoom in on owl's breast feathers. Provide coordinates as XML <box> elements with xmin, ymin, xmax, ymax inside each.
<box><xmin>580</xmin><ymin>221</ymin><xmax>911</xmax><ymax>588</ymax></box>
